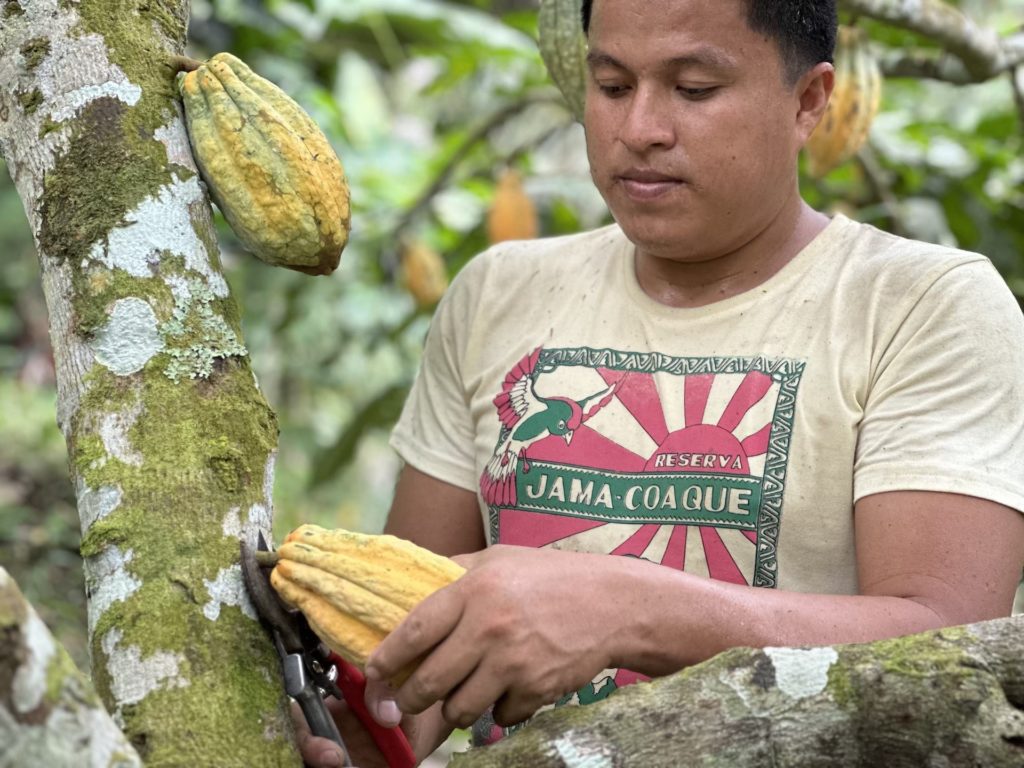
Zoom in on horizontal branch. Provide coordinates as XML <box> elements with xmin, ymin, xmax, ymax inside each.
<box><xmin>841</xmin><ymin>0</ymin><xmax>1023</xmax><ymax>80</ymax></box>
<box><xmin>453</xmin><ymin>615</ymin><xmax>1024</xmax><ymax>767</ymax></box>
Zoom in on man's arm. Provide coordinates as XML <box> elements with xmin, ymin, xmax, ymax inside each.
<box><xmin>365</xmin><ymin>490</ymin><xmax>1024</xmax><ymax>730</ymax></box>
<box><xmin>384</xmin><ymin>464</ymin><xmax>487</xmax><ymax>556</ymax></box>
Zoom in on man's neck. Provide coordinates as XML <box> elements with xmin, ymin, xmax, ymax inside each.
<box><xmin>633</xmin><ymin>200</ymin><xmax>830</xmax><ymax>309</ymax></box>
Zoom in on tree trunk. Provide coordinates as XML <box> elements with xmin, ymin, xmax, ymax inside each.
<box><xmin>0</xmin><ymin>1</ymin><xmax>301</xmax><ymax>765</ymax></box>
<box><xmin>1</xmin><ymin>567</ymin><xmax>142</xmax><ymax>767</ymax></box>
<box><xmin>451</xmin><ymin>615</ymin><xmax>1024</xmax><ymax>767</ymax></box>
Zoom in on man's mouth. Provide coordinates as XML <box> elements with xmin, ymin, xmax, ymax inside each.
<box><xmin>617</xmin><ymin>169</ymin><xmax>684</xmax><ymax>200</ymax></box>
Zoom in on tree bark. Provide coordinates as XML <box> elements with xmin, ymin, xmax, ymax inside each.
<box><xmin>451</xmin><ymin>615</ymin><xmax>1024</xmax><ymax>767</ymax></box>
<box><xmin>0</xmin><ymin>567</ymin><xmax>142</xmax><ymax>768</ymax></box>
<box><xmin>0</xmin><ymin>1</ymin><xmax>300</xmax><ymax>765</ymax></box>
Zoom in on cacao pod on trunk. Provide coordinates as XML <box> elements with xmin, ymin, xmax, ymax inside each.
<box><xmin>805</xmin><ymin>26</ymin><xmax>883</xmax><ymax>179</ymax></box>
<box><xmin>179</xmin><ymin>53</ymin><xmax>351</xmax><ymax>275</ymax></box>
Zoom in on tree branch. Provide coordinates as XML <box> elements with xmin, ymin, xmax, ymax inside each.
<box><xmin>0</xmin><ymin>568</ymin><xmax>142</xmax><ymax>767</ymax></box>
<box><xmin>841</xmin><ymin>0</ymin><xmax>1024</xmax><ymax>80</ymax></box>
<box><xmin>453</xmin><ymin>615</ymin><xmax>1024</xmax><ymax>767</ymax></box>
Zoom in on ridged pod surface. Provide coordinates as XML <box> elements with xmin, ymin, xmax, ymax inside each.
<box><xmin>179</xmin><ymin>53</ymin><xmax>350</xmax><ymax>275</ymax></box>
<box><xmin>486</xmin><ymin>169</ymin><xmax>539</xmax><ymax>244</ymax></box>
<box><xmin>269</xmin><ymin>524</ymin><xmax>465</xmax><ymax>682</ymax></box>
<box><xmin>538</xmin><ymin>0</ymin><xmax>588</xmax><ymax>123</ymax></box>
<box><xmin>805</xmin><ymin>26</ymin><xmax>883</xmax><ymax>178</ymax></box>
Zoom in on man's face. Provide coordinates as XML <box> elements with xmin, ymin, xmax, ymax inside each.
<box><xmin>584</xmin><ymin>0</ymin><xmax>807</xmax><ymax>262</ymax></box>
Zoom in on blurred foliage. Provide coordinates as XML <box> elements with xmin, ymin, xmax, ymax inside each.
<box><xmin>1</xmin><ymin>0</ymin><xmax>1023</xmax><ymax>675</ymax></box>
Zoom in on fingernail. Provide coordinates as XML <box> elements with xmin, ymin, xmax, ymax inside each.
<box><xmin>320</xmin><ymin>749</ymin><xmax>343</xmax><ymax>767</ymax></box>
<box><xmin>376</xmin><ymin>698</ymin><xmax>402</xmax><ymax>727</ymax></box>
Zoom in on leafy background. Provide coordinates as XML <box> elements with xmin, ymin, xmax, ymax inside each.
<box><xmin>1</xmin><ymin>0</ymin><xmax>1021</xmax><ymax>697</ymax></box>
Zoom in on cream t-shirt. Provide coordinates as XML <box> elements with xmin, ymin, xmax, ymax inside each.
<box><xmin>390</xmin><ymin>214</ymin><xmax>1024</xmax><ymax>726</ymax></box>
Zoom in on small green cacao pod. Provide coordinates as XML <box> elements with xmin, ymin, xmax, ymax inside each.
<box><xmin>179</xmin><ymin>53</ymin><xmax>350</xmax><ymax>275</ymax></box>
<box><xmin>538</xmin><ymin>0</ymin><xmax>588</xmax><ymax>123</ymax></box>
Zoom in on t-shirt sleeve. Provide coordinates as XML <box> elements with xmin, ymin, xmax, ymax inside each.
<box><xmin>388</xmin><ymin>263</ymin><xmax>481</xmax><ymax>493</ymax></box>
<box><xmin>854</xmin><ymin>258</ymin><xmax>1024</xmax><ymax>513</ymax></box>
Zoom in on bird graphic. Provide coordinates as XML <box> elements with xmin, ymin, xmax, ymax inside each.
<box><xmin>480</xmin><ymin>347</ymin><xmax>620</xmax><ymax>507</ymax></box>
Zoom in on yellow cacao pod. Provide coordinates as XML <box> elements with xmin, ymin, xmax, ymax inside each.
<box><xmin>486</xmin><ymin>170</ymin><xmax>539</xmax><ymax>244</ymax></box>
<box><xmin>269</xmin><ymin>524</ymin><xmax>465</xmax><ymax>682</ymax></box>
<box><xmin>538</xmin><ymin>0</ymin><xmax>587</xmax><ymax>122</ymax></box>
<box><xmin>805</xmin><ymin>26</ymin><xmax>882</xmax><ymax>179</ymax></box>
<box><xmin>179</xmin><ymin>53</ymin><xmax>350</xmax><ymax>275</ymax></box>
<box><xmin>401</xmin><ymin>241</ymin><xmax>449</xmax><ymax>307</ymax></box>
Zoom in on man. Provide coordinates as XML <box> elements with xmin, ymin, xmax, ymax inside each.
<box><xmin>299</xmin><ymin>0</ymin><xmax>1024</xmax><ymax>764</ymax></box>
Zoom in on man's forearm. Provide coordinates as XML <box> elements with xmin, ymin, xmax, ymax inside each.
<box><xmin>611</xmin><ymin>556</ymin><xmax>966</xmax><ymax>677</ymax></box>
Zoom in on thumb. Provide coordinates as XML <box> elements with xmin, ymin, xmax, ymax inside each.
<box><xmin>364</xmin><ymin>676</ymin><xmax>403</xmax><ymax>729</ymax></box>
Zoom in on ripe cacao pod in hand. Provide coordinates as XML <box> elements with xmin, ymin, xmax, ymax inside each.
<box><xmin>179</xmin><ymin>53</ymin><xmax>351</xmax><ymax>275</ymax></box>
<box><xmin>805</xmin><ymin>26</ymin><xmax>883</xmax><ymax>179</ymax></box>
<box><xmin>268</xmin><ymin>524</ymin><xmax>465</xmax><ymax>683</ymax></box>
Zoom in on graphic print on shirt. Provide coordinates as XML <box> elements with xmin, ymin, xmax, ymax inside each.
<box><xmin>473</xmin><ymin>346</ymin><xmax>804</xmax><ymax>743</ymax></box>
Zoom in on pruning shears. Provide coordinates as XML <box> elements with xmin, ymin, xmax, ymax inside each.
<box><xmin>240</xmin><ymin>533</ymin><xmax>416</xmax><ymax>768</ymax></box>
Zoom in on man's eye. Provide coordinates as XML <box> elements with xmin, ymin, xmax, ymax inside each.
<box><xmin>597</xmin><ymin>84</ymin><xmax>629</xmax><ymax>97</ymax></box>
<box><xmin>677</xmin><ymin>86</ymin><xmax>717</xmax><ymax>100</ymax></box>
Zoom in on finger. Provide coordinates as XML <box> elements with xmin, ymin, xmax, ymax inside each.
<box><xmin>365</xmin><ymin>582</ymin><xmax>465</xmax><ymax>686</ymax></box>
<box><xmin>364</xmin><ymin>677</ymin><xmax>403</xmax><ymax>728</ymax></box>
<box><xmin>291</xmin><ymin>700</ymin><xmax>349</xmax><ymax>768</ymax></box>
<box><xmin>492</xmin><ymin>688</ymin><xmax>549</xmax><ymax>730</ymax></box>
<box><xmin>438</xmin><ymin>664</ymin><xmax>507</xmax><ymax>730</ymax></box>
<box><xmin>391</xmin><ymin>629</ymin><xmax>482</xmax><ymax>716</ymax></box>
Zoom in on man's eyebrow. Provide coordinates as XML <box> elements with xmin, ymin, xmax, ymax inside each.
<box><xmin>586</xmin><ymin>47</ymin><xmax>738</xmax><ymax>73</ymax></box>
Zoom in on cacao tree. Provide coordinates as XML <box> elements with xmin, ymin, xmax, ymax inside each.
<box><xmin>1</xmin><ymin>0</ymin><xmax>1022</xmax><ymax>766</ymax></box>
<box><xmin>0</xmin><ymin>0</ymin><xmax>299</xmax><ymax>764</ymax></box>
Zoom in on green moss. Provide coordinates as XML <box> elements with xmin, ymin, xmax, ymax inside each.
<box><xmin>44</xmin><ymin>644</ymin><xmax>93</xmax><ymax>708</ymax></box>
<box><xmin>17</xmin><ymin>88</ymin><xmax>43</xmax><ymax>115</ymax></box>
<box><xmin>39</xmin><ymin>117</ymin><xmax>61</xmax><ymax>138</ymax></box>
<box><xmin>3</xmin><ymin>1</ymin><xmax>24</xmax><ymax>18</ymax></box>
<box><xmin>20</xmin><ymin>37</ymin><xmax>50</xmax><ymax>70</ymax></box>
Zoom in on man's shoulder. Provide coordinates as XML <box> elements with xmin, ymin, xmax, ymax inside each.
<box><xmin>826</xmin><ymin>214</ymin><xmax>999</xmax><ymax>303</ymax></box>
<box><xmin>458</xmin><ymin>224</ymin><xmax>626</xmax><ymax>286</ymax></box>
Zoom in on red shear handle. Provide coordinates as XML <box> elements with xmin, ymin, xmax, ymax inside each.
<box><xmin>328</xmin><ymin>653</ymin><xmax>417</xmax><ymax>768</ymax></box>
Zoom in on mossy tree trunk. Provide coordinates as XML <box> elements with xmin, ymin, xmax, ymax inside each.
<box><xmin>0</xmin><ymin>1</ymin><xmax>301</xmax><ymax>765</ymax></box>
<box><xmin>453</xmin><ymin>616</ymin><xmax>1024</xmax><ymax>768</ymax></box>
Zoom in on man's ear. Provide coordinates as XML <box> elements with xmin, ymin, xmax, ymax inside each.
<box><xmin>795</xmin><ymin>62</ymin><xmax>835</xmax><ymax>146</ymax></box>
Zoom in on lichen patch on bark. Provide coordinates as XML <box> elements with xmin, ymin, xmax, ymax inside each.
<box><xmin>202</xmin><ymin>564</ymin><xmax>257</xmax><ymax>622</ymax></box>
<box><xmin>90</xmin><ymin>298</ymin><xmax>165</xmax><ymax>376</ymax></box>
<box><xmin>100</xmin><ymin>628</ymin><xmax>189</xmax><ymax>717</ymax></box>
<box><xmin>85</xmin><ymin>546</ymin><xmax>143</xmax><ymax>636</ymax></box>
<box><xmin>11</xmin><ymin>610</ymin><xmax>56</xmax><ymax>715</ymax></box>
<box><xmin>764</xmin><ymin>646</ymin><xmax>838</xmax><ymax>700</ymax></box>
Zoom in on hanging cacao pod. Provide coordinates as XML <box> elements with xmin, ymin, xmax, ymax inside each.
<box><xmin>538</xmin><ymin>0</ymin><xmax>588</xmax><ymax>123</ymax></box>
<box><xmin>179</xmin><ymin>53</ymin><xmax>351</xmax><ymax>275</ymax></box>
<box><xmin>267</xmin><ymin>524</ymin><xmax>465</xmax><ymax>683</ymax></box>
<box><xmin>400</xmin><ymin>241</ymin><xmax>449</xmax><ymax>307</ymax></box>
<box><xmin>486</xmin><ymin>169</ymin><xmax>539</xmax><ymax>244</ymax></box>
<box><xmin>805</xmin><ymin>26</ymin><xmax>883</xmax><ymax>179</ymax></box>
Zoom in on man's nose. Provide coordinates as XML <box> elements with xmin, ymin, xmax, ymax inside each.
<box><xmin>619</xmin><ymin>87</ymin><xmax>676</xmax><ymax>152</ymax></box>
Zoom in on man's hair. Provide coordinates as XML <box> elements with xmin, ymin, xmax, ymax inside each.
<box><xmin>580</xmin><ymin>0</ymin><xmax>837</xmax><ymax>85</ymax></box>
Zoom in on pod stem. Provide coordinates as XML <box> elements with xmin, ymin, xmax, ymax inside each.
<box><xmin>167</xmin><ymin>54</ymin><xmax>204</xmax><ymax>73</ymax></box>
